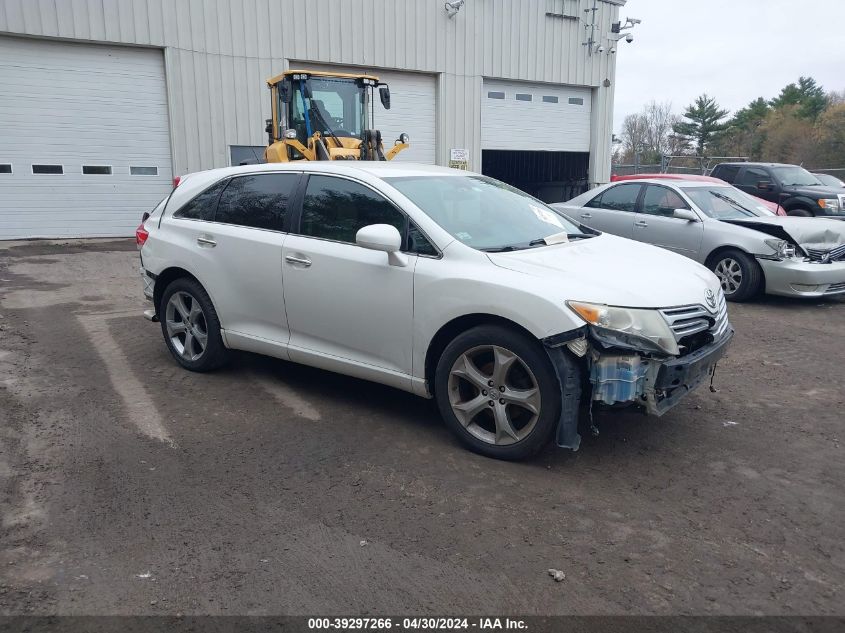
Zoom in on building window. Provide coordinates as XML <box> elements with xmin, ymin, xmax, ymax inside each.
<box><xmin>0</xmin><ymin>164</ymin><xmax>11</xmax><ymax>174</ymax></box>
<box><xmin>487</xmin><ymin>91</ymin><xmax>505</xmax><ymax>100</ymax></box>
<box><xmin>32</xmin><ymin>164</ymin><xmax>63</xmax><ymax>175</ymax></box>
<box><xmin>130</xmin><ymin>166</ymin><xmax>159</xmax><ymax>176</ymax></box>
<box><xmin>515</xmin><ymin>94</ymin><xmax>533</xmax><ymax>102</ymax></box>
<box><xmin>82</xmin><ymin>165</ymin><xmax>112</xmax><ymax>175</ymax></box>
<box><xmin>229</xmin><ymin>145</ymin><xmax>267</xmax><ymax>166</ymax></box>
<box><xmin>568</xmin><ymin>97</ymin><xmax>585</xmax><ymax>105</ymax></box>
<box><xmin>542</xmin><ymin>96</ymin><xmax>559</xmax><ymax>103</ymax></box>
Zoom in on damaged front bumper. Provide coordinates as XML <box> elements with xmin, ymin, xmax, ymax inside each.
<box><xmin>588</xmin><ymin>328</ymin><xmax>733</xmax><ymax>416</ymax></box>
<box><xmin>757</xmin><ymin>257</ymin><xmax>845</xmax><ymax>297</ymax></box>
<box><xmin>545</xmin><ymin>325</ymin><xmax>734</xmax><ymax>451</ymax></box>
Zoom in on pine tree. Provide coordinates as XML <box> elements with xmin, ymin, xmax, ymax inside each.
<box><xmin>672</xmin><ymin>94</ymin><xmax>730</xmax><ymax>156</ymax></box>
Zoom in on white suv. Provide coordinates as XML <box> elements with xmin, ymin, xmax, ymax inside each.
<box><xmin>138</xmin><ymin>162</ymin><xmax>733</xmax><ymax>460</ymax></box>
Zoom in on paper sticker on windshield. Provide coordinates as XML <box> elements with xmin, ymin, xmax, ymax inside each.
<box><xmin>530</xmin><ymin>205</ymin><xmax>565</xmax><ymax>228</ymax></box>
<box><xmin>456</xmin><ymin>232</ymin><xmax>472</xmax><ymax>242</ymax></box>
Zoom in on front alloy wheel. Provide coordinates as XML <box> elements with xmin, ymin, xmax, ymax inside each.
<box><xmin>435</xmin><ymin>325</ymin><xmax>562</xmax><ymax>460</ymax></box>
<box><xmin>714</xmin><ymin>257</ymin><xmax>743</xmax><ymax>295</ymax></box>
<box><xmin>448</xmin><ymin>345</ymin><xmax>541</xmax><ymax>446</ymax></box>
<box><xmin>710</xmin><ymin>248</ymin><xmax>763</xmax><ymax>302</ymax></box>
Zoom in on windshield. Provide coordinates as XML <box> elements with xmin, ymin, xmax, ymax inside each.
<box><xmin>386</xmin><ymin>175</ymin><xmax>583</xmax><ymax>251</ymax></box>
<box><xmin>771</xmin><ymin>166</ymin><xmax>823</xmax><ymax>187</ymax></box>
<box><xmin>682</xmin><ymin>186</ymin><xmax>776</xmax><ymax>219</ymax></box>
<box><xmin>289</xmin><ymin>77</ymin><xmax>366</xmax><ymax>140</ymax></box>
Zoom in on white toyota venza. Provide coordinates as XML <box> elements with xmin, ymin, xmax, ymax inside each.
<box><xmin>138</xmin><ymin>163</ymin><xmax>733</xmax><ymax>460</ymax></box>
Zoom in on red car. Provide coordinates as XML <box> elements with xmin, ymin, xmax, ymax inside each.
<box><xmin>610</xmin><ymin>173</ymin><xmax>786</xmax><ymax>216</ymax></box>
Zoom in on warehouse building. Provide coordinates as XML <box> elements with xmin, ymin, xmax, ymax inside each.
<box><xmin>0</xmin><ymin>0</ymin><xmax>627</xmax><ymax>239</ymax></box>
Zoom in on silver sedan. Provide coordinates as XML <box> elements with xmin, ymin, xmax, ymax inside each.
<box><xmin>555</xmin><ymin>179</ymin><xmax>845</xmax><ymax>301</ymax></box>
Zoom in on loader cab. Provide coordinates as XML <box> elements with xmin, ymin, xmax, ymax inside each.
<box><xmin>265</xmin><ymin>70</ymin><xmax>407</xmax><ymax>163</ymax></box>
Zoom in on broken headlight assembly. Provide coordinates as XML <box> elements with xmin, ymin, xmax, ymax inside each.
<box><xmin>567</xmin><ymin>301</ymin><xmax>680</xmax><ymax>356</ymax></box>
<box><xmin>764</xmin><ymin>238</ymin><xmax>797</xmax><ymax>260</ymax></box>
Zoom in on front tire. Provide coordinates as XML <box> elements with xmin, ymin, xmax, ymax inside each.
<box><xmin>159</xmin><ymin>277</ymin><xmax>229</xmax><ymax>372</ymax></box>
<box><xmin>786</xmin><ymin>207</ymin><xmax>813</xmax><ymax>217</ymax></box>
<box><xmin>710</xmin><ymin>249</ymin><xmax>763</xmax><ymax>302</ymax></box>
<box><xmin>434</xmin><ymin>325</ymin><xmax>562</xmax><ymax>460</ymax></box>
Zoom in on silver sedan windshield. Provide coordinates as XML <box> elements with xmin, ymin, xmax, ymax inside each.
<box><xmin>386</xmin><ymin>175</ymin><xmax>582</xmax><ymax>251</ymax></box>
<box><xmin>683</xmin><ymin>187</ymin><xmax>775</xmax><ymax>220</ymax></box>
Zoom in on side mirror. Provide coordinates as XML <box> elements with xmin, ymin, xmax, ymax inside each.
<box><xmin>673</xmin><ymin>208</ymin><xmax>699</xmax><ymax>222</ymax></box>
<box><xmin>757</xmin><ymin>180</ymin><xmax>773</xmax><ymax>191</ymax></box>
<box><xmin>356</xmin><ymin>224</ymin><xmax>407</xmax><ymax>266</ymax></box>
<box><xmin>379</xmin><ymin>85</ymin><xmax>391</xmax><ymax>110</ymax></box>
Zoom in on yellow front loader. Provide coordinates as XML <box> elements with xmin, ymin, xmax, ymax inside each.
<box><xmin>264</xmin><ymin>70</ymin><xmax>409</xmax><ymax>163</ymax></box>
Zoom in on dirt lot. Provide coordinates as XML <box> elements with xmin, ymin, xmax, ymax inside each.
<box><xmin>0</xmin><ymin>239</ymin><xmax>843</xmax><ymax>616</ymax></box>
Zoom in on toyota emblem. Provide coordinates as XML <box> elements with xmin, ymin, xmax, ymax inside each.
<box><xmin>705</xmin><ymin>289</ymin><xmax>717</xmax><ymax>310</ymax></box>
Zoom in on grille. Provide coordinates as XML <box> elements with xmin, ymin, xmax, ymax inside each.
<box><xmin>660</xmin><ymin>290</ymin><xmax>729</xmax><ymax>348</ymax></box>
<box><xmin>825</xmin><ymin>282</ymin><xmax>845</xmax><ymax>294</ymax></box>
<box><xmin>806</xmin><ymin>244</ymin><xmax>845</xmax><ymax>263</ymax></box>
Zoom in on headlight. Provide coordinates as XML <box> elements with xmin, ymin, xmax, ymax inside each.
<box><xmin>818</xmin><ymin>199</ymin><xmax>841</xmax><ymax>212</ymax></box>
<box><xmin>764</xmin><ymin>238</ymin><xmax>796</xmax><ymax>259</ymax></box>
<box><xmin>567</xmin><ymin>301</ymin><xmax>679</xmax><ymax>356</ymax></box>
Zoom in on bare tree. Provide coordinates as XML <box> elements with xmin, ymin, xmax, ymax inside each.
<box><xmin>617</xmin><ymin>101</ymin><xmax>681</xmax><ymax>163</ymax></box>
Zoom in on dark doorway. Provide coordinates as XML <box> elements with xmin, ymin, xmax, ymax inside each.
<box><xmin>481</xmin><ymin>150</ymin><xmax>589</xmax><ymax>203</ymax></box>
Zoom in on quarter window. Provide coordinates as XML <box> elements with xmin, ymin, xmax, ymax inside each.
<box><xmin>174</xmin><ymin>179</ymin><xmax>229</xmax><ymax>221</ymax></box>
<box><xmin>588</xmin><ymin>184</ymin><xmax>642</xmax><ymax>212</ymax></box>
<box><xmin>300</xmin><ymin>175</ymin><xmax>406</xmax><ymax>244</ymax></box>
<box><xmin>216</xmin><ymin>173</ymin><xmax>299</xmax><ymax>231</ymax></box>
<box><xmin>641</xmin><ymin>185</ymin><xmax>689</xmax><ymax>217</ymax></box>
<box><xmin>408</xmin><ymin>222</ymin><xmax>438</xmax><ymax>256</ymax></box>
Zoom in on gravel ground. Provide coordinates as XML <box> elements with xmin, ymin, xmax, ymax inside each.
<box><xmin>0</xmin><ymin>239</ymin><xmax>843</xmax><ymax>616</ymax></box>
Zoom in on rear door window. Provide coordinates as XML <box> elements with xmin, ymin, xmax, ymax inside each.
<box><xmin>593</xmin><ymin>184</ymin><xmax>642</xmax><ymax>212</ymax></box>
<box><xmin>713</xmin><ymin>164</ymin><xmax>741</xmax><ymax>183</ymax></box>
<box><xmin>216</xmin><ymin>173</ymin><xmax>300</xmax><ymax>231</ymax></box>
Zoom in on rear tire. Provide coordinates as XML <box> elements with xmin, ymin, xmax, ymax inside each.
<box><xmin>786</xmin><ymin>207</ymin><xmax>813</xmax><ymax>217</ymax></box>
<box><xmin>434</xmin><ymin>325</ymin><xmax>561</xmax><ymax>460</ymax></box>
<box><xmin>159</xmin><ymin>277</ymin><xmax>229</xmax><ymax>372</ymax></box>
<box><xmin>710</xmin><ymin>249</ymin><xmax>763</xmax><ymax>302</ymax></box>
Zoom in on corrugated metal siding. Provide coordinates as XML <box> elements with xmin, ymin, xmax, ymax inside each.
<box><xmin>0</xmin><ymin>0</ymin><xmax>623</xmax><ymax>182</ymax></box>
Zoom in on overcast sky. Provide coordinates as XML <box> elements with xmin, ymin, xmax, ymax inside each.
<box><xmin>613</xmin><ymin>0</ymin><xmax>845</xmax><ymax>132</ymax></box>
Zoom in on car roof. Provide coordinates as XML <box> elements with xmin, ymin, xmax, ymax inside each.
<box><xmin>608</xmin><ymin>178</ymin><xmax>730</xmax><ymax>188</ymax></box>
<box><xmin>716</xmin><ymin>162</ymin><xmax>793</xmax><ymax>167</ymax></box>
<box><xmin>188</xmin><ymin>161</ymin><xmax>474</xmax><ymax>181</ymax></box>
<box><xmin>613</xmin><ymin>173</ymin><xmax>720</xmax><ymax>182</ymax></box>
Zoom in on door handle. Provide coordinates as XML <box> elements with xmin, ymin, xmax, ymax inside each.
<box><xmin>196</xmin><ymin>235</ymin><xmax>217</xmax><ymax>247</ymax></box>
<box><xmin>580</xmin><ymin>212</ymin><xmax>593</xmax><ymax>219</ymax></box>
<box><xmin>285</xmin><ymin>254</ymin><xmax>312</xmax><ymax>267</ymax></box>
<box><xmin>634</xmin><ymin>220</ymin><xmax>648</xmax><ymax>228</ymax></box>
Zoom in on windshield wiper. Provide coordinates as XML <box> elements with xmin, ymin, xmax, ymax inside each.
<box><xmin>709</xmin><ymin>190</ymin><xmax>755</xmax><ymax>215</ymax></box>
<box><xmin>482</xmin><ymin>245</ymin><xmax>521</xmax><ymax>252</ymax></box>
<box><xmin>528</xmin><ymin>232</ymin><xmax>594</xmax><ymax>247</ymax></box>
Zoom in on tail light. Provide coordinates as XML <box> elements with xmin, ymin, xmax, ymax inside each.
<box><xmin>135</xmin><ymin>223</ymin><xmax>149</xmax><ymax>247</ymax></box>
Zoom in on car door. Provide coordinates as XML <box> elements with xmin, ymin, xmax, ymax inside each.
<box><xmin>165</xmin><ymin>172</ymin><xmax>300</xmax><ymax>347</ymax></box>
<box><xmin>575</xmin><ymin>183</ymin><xmax>641</xmax><ymax>238</ymax></box>
<box><xmin>735</xmin><ymin>166</ymin><xmax>778</xmax><ymax>203</ymax></box>
<box><xmin>282</xmin><ymin>174</ymin><xmax>417</xmax><ymax>380</ymax></box>
<box><xmin>631</xmin><ymin>184</ymin><xmax>704</xmax><ymax>258</ymax></box>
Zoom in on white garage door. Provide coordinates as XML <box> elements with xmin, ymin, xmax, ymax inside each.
<box><xmin>482</xmin><ymin>80</ymin><xmax>592</xmax><ymax>152</ymax></box>
<box><xmin>291</xmin><ymin>62</ymin><xmax>436</xmax><ymax>164</ymax></box>
<box><xmin>0</xmin><ymin>37</ymin><xmax>173</xmax><ymax>239</ymax></box>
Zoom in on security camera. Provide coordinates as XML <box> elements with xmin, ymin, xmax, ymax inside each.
<box><xmin>609</xmin><ymin>47</ymin><xmax>617</xmax><ymax>54</ymax></box>
<box><xmin>597</xmin><ymin>45</ymin><xmax>605</xmax><ymax>53</ymax></box>
<box><xmin>625</xmin><ymin>33</ymin><xmax>634</xmax><ymax>43</ymax></box>
<box><xmin>445</xmin><ymin>0</ymin><xmax>465</xmax><ymax>17</ymax></box>
<box><xmin>627</xmin><ymin>17</ymin><xmax>641</xmax><ymax>25</ymax></box>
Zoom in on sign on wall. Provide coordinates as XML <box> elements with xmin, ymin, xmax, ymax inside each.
<box><xmin>449</xmin><ymin>148</ymin><xmax>469</xmax><ymax>170</ymax></box>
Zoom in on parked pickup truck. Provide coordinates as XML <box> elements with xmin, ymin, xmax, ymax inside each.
<box><xmin>710</xmin><ymin>162</ymin><xmax>845</xmax><ymax>219</ymax></box>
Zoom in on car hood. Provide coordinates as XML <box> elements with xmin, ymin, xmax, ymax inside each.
<box><xmin>785</xmin><ymin>184</ymin><xmax>844</xmax><ymax>197</ymax></box>
<box><xmin>722</xmin><ymin>216</ymin><xmax>845</xmax><ymax>250</ymax></box>
<box><xmin>486</xmin><ymin>234</ymin><xmax>720</xmax><ymax>308</ymax></box>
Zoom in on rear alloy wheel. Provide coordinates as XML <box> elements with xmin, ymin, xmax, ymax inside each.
<box><xmin>160</xmin><ymin>278</ymin><xmax>229</xmax><ymax>371</ymax></box>
<box><xmin>711</xmin><ymin>249</ymin><xmax>763</xmax><ymax>302</ymax></box>
<box><xmin>435</xmin><ymin>325</ymin><xmax>561</xmax><ymax>460</ymax></box>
